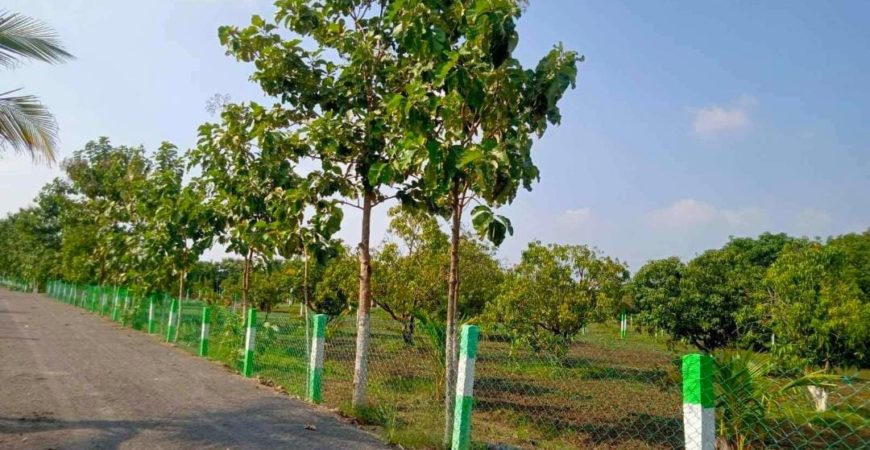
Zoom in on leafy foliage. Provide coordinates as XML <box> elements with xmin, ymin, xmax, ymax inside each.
<box><xmin>0</xmin><ymin>11</ymin><xmax>73</xmax><ymax>162</ymax></box>
<box><xmin>486</xmin><ymin>242</ymin><xmax>628</xmax><ymax>354</ymax></box>
<box><xmin>764</xmin><ymin>235</ymin><xmax>870</xmax><ymax>369</ymax></box>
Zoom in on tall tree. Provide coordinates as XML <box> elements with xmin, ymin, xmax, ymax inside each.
<box><xmin>385</xmin><ymin>1</ymin><xmax>581</xmax><ymax>436</ymax></box>
<box><xmin>192</xmin><ymin>103</ymin><xmax>294</xmax><ymax>312</ymax></box>
<box><xmin>0</xmin><ymin>12</ymin><xmax>73</xmax><ymax>162</ymax></box>
<box><xmin>218</xmin><ymin>1</ymin><xmax>417</xmax><ymax>406</ymax></box>
<box><xmin>129</xmin><ymin>143</ymin><xmax>217</xmax><ymax>306</ymax></box>
<box><xmin>63</xmin><ymin>138</ymin><xmax>151</xmax><ymax>285</ymax></box>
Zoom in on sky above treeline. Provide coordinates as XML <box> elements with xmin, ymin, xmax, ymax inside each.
<box><xmin>1</xmin><ymin>0</ymin><xmax>868</xmax><ymax>270</ymax></box>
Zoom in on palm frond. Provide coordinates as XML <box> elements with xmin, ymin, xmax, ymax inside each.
<box><xmin>0</xmin><ymin>90</ymin><xmax>58</xmax><ymax>162</ymax></box>
<box><xmin>0</xmin><ymin>11</ymin><xmax>73</xmax><ymax>68</ymax></box>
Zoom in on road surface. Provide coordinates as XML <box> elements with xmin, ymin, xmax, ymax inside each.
<box><xmin>0</xmin><ymin>288</ymin><xmax>389</xmax><ymax>450</ymax></box>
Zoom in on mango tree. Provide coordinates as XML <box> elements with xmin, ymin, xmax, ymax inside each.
<box><xmin>486</xmin><ymin>242</ymin><xmax>628</xmax><ymax>354</ymax></box>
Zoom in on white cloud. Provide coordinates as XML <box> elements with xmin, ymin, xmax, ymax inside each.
<box><xmin>646</xmin><ymin>199</ymin><xmax>766</xmax><ymax>229</ymax></box>
<box><xmin>690</xmin><ymin>95</ymin><xmax>756</xmax><ymax>135</ymax></box>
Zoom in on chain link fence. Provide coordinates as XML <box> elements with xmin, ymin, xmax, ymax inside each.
<box><xmin>38</xmin><ymin>280</ymin><xmax>870</xmax><ymax>449</ymax></box>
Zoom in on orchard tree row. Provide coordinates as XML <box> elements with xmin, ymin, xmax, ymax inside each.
<box><xmin>0</xmin><ymin>1</ymin><xmax>582</xmax><ymax>439</ymax></box>
<box><xmin>1</xmin><ymin>2</ymin><xmax>867</xmax><ymax>432</ymax></box>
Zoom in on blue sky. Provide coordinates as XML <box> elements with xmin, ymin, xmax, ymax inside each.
<box><xmin>1</xmin><ymin>0</ymin><xmax>868</xmax><ymax>269</ymax></box>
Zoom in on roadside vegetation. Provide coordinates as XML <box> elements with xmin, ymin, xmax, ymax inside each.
<box><xmin>1</xmin><ymin>1</ymin><xmax>867</xmax><ymax>449</ymax></box>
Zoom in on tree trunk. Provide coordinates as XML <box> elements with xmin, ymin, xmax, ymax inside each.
<box><xmin>352</xmin><ymin>192</ymin><xmax>374</xmax><ymax>407</ymax></box>
<box><xmin>174</xmin><ymin>270</ymin><xmax>186</xmax><ymax>342</ymax></box>
<box><xmin>402</xmin><ymin>316</ymin><xmax>415</xmax><ymax>346</ymax></box>
<box><xmin>303</xmin><ymin>247</ymin><xmax>310</xmax><ymax>310</ymax></box>
<box><xmin>242</xmin><ymin>249</ymin><xmax>252</xmax><ymax>317</ymax></box>
<box><xmin>444</xmin><ymin>184</ymin><xmax>462</xmax><ymax>445</ymax></box>
<box><xmin>807</xmin><ymin>386</ymin><xmax>829</xmax><ymax>412</ymax></box>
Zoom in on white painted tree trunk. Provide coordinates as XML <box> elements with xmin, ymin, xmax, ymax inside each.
<box><xmin>807</xmin><ymin>386</ymin><xmax>829</xmax><ymax>412</ymax></box>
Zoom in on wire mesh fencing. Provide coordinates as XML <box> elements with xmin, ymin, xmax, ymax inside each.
<box><xmin>38</xmin><ymin>280</ymin><xmax>870</xmax><ymax>449</ymax></box>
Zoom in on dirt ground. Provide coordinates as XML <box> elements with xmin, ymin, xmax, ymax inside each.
<box><xmin>0</xmin><ymin>288</ymin><xmax>389</xmax><ymax>450</ymax></box>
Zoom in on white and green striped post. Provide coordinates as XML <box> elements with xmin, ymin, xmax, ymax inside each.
<box><xmin>451</xmin><ymin>324</ymin><xmax>480</xmax><ymax>450</ymax></box>
<box><xmin>199</xmin><ymin>307</ymin><xmax>211</xmax><ymax>357</ymax></box>
<box><xmin>242</xmin><ymin>308</ymin><xmax>256</xmax><ymax>377</ymax></box>
<box><xmin>123</xmin><ymin>292</ymin><xmax>131</xmax><ymax>322</ymax></box>
<box><xmin>682</xmin><ymin>353</ymin><xmax>715</xmax><ymax>450</ymax></box>
<box><xmin>308</xmin><ymin>314</ymin><xmax>327</xmax><ymax>403</ymax></box>
<box><xmin>147</xmin><ymin>297</ymin><xmax>156</xmax><ymax>334</ymax></box>
<box><xmin>111</xmin><ymin>290</ymin><xmax>120</xmax><ymax>322</ymax></box>
<box><xmin>620</xmin><ymin>312</ymin><xmax>627</xmax><ymax>339</ymax></box>
<box><xmin>166</xmin><ymin>299</ymin><xmax>179</xmax><ymax>342</ymax></box>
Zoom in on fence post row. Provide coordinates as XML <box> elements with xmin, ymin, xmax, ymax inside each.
<box><xmin>682</xmin><ymin>353</ymin><xmax>716</xmax><ymax>450</ymax></box>
<box><xmin>452</xmin><ymin>324</ymin><xmax>480</xmax><ymax>450</ymax></box>
<box><xmin>308</xmin><ymin>314</ymin><xmax>327</xmax><ymax>404</ymax></box>
<box><xmin>242</xmin><ymin>307</ymin><xmax>256</xmax><ymax>378</ymax></box>
<box><xmin>199</xmin><ymin>306</ymin><xmax>211</xmax><ymax>357</ymax></box>
<box><xmin>166</xmin><ymin>299</ymin><xmax>179</xmax><ymax>342</ymax></box>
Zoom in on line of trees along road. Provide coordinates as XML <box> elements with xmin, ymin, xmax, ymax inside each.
<box><xmin>1</xmin><ymin>0</ymin><xmax>868</xmax><ymax>432</ymax></box>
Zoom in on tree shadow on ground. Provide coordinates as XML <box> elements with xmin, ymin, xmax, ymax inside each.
<box><xmin>473</xmin><ymin>395</ymin><xmax>681</xmax><ymax>449</ymax></box>
<box><xmin>576</xmin><ymin>413</ymin><xmax>683</xmax><ymax>449</ymax></box>
<box><xmin>0</xmin><ymin>399</ymin><xmax>386</xmax><ymax>450</ymax></box>
<box><xmin>476</xmin><ymin>377</ymin><xmax>556</xmax><ymax>396</ymax></box>
<box><xmin>581</xmin><ymin>366</ymin><xmax>668</xmax><ymax>384</ymax></box>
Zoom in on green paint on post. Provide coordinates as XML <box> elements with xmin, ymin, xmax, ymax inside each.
<box><xmin>199</xmin><ymin>307</ymin><xmax>211</xmax><ymax>357</ymax></box>
<box><xmin>682</xmin><ymin>353</ymin><xmax>715</xmax><ymax>407</ymax></box>
<box><xmin>166</xmin><ymin>299</ymin><xmax>179</xmax><ymax>342</ymax></box>
<box><xmin>242</xmin><ymin>308</ymin><xmax>256</xmax><ymax>377</ymax></box>
<box><xmin>451</xmin><ymin>324</ymin><xmax>480</xmax><ymax>450</ymax></box>
<box><xmin>308</xmin><ymin>314</ymin><xmax>327</xmax><ymax>403</ymax></box>
<box><xmin>682</xmin><ymin>353</ymin><xmax>716</xmax><ymax>449</ymax></box>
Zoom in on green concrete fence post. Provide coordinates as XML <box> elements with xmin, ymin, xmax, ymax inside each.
<box><xmin>682</xmin><ymin>353</ymin><xmax>716</xmax><ymax>450</ymax></box>
<box><xmin>166</xmin><ymin>298</ymin><xmax>179</xmax><ymax>342</ymax></box>
<box><xmin>199</xmin><ymin>307</ymin><xmax>211</xmax><ymax>357</ymax></box>
<box><xmin>451</xmin><ymin>324</ymin><xmax>480</xmax><ymax>450</ymax></box>
<box><xmin>242</xmin><ymin>308</ymin><xmax>256</xmax><ymax>377</ymax></box>
<box><xmin>308</xmin><ymin>314</ymin><xmax>327</xmax><ymax>403</ymax></box>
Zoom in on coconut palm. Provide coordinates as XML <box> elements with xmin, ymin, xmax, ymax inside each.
<box><xmin>0</xmin><ymin>11</ymin><xmax>73</xmax><ymax>163</ymax></box>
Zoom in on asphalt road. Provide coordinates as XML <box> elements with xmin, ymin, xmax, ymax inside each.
<box><xmin>0</xmin><ymin>288</ymin><xmax>389</xmax><ymax>450</ymax></box>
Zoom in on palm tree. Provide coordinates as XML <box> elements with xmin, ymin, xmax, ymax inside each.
<box><xmin>0</xmin><ymin>11</ymin><xmax>73</xmax><ymax>163</ymax></box>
